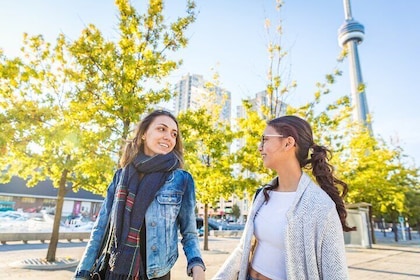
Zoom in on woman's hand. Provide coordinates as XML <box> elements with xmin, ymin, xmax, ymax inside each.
<box><xmin>192</xmin><ymin>265</ymin><xmax>205</xmax><ymax>280</ymax></box>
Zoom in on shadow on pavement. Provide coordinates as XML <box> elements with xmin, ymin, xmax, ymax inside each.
<box><xmin>348</xmin><ymin>266</ymin><xmax>420</xmax><ymax>278</ymax></box>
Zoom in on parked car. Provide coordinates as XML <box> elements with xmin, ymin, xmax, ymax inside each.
<box><xmin>209</xmin><ymin>218</ymin><xmax>245</xmax><ymax>230</ymax></box>
<box><xmin>195</xmin><ymin>217</ymin><xmax>244</xmax><ymax>235</ymax></box>
<box><xmin>0</xmin><ymin>211</ymin><xmax>28</xmax><ymax>221</ymax></box>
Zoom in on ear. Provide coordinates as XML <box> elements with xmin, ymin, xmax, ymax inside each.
<box><xmin>285</xmin><ymin>137</ymin><xmax>295</xmax><ymax>149</ymax></box>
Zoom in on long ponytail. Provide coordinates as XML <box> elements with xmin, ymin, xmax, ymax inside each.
<box><xmin>310</xmin><ymin>144</ymin><xmax>356</xmax><ymax>232</ymax></box>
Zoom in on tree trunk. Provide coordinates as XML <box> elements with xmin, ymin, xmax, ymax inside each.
<box><xmin>203</xmin><ymin>204</ymin><xmax>209</xmax><ymax>251</ymax></box>
<box><xmin>368</xmin><ymin>205</ymin><xmax>376</xmax><ymax>245</ymax></box>
<box><xmin>46</xmin><ymin>169</ymin><xmax>69</xmax><ymax>262</ymax></box>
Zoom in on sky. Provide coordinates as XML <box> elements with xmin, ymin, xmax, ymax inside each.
<box><xmin>1</xmin><ymin>0</ymin><xmax>419</xmax><ymax>168</ymax></box>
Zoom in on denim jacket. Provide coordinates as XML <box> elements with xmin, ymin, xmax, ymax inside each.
<box><xmin>73</xmin><ymin>168</ymin><xmax>205</xmax><ymax>279</ymax></box>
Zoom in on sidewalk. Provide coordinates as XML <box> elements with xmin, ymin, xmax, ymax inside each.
<box><xmin>0</xmin><ymin>236</ymin><xmax>419</xmax><ymax>279</ymax></box>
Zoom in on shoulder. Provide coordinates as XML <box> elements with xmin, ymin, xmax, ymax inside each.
<box><xmin>168</xmin><ymin>169</ymin><xmax>195</xmax><ymax>187</ymax></box>
<box><xmin>172</xmin><ymin>169</ymin><xmax>193</xmax><ymax>180</ymax></box>
<box><xmin>163</xmin><ymin>169</ymin><xmax>194</xmax><ymax>193</ymax></box>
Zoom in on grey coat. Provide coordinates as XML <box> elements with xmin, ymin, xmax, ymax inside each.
<box><xmin>212</xmin><ymin>172</ymin><xmax>349</xmax><ymax>280</ymax></box>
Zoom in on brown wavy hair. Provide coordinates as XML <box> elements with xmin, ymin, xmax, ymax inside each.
<box><xmin>263</xmin><ymin>115</ymin><xmax>356</xmax><ymax>232</ymax></box>
<box><xmin>119</xmin><ymin>110</ymin><xmax>184</xmax><ymax>168</ymax></box>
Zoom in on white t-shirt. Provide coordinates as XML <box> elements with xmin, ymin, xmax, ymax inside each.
<box><xmin>251</xmin><ymin>191</ymin><xmax>296</xmax><ymax>280</ymax></box>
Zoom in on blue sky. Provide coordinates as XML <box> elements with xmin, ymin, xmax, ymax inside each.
<box><xmin>1</xmin><ymin>0</ymin><xmax>419</xmax><ymax>168</ymax></box>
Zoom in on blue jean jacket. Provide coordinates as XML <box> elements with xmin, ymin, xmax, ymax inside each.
<box><xmin>73</xmin><ymin>168</ymin><xmax>205</xmax><ymax>279</ymax></box>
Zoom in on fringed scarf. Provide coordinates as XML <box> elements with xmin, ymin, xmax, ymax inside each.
<box><xmin>107</xmin><ymin>152</ymin><xmax>180</xmax><ymax>280</ymax></box>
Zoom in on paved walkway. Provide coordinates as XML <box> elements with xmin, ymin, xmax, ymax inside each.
<box><xmin>0</xmin><ymin>235</ymin><xmax>419</xmax><ymax>279</ymax></box>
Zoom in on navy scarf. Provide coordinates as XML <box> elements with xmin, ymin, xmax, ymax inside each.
<box><xmin>108</xmin><ymin>152</ymin><xmax>180</xmax><ymax>279</ymax></box>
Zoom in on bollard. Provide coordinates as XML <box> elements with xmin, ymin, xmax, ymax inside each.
<box><xmin>392</xmin><ymin>223</ymin><xmax>398</xmax><ymax>242</ymax></box>
<box><xmin>407</xmin><ymin>226</ymin><xmax>412</xmax><ymax>240</ymax></box>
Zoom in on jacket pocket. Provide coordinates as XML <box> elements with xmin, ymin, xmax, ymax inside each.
<box><xmin>156</xmin><ymin>192</ymin><xmax>182</xmax><ymax>220</ymax></box>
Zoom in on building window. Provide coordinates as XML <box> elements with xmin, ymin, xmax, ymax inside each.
<box><xmin>42</xmin><ymin>199</ymin><xmax>56</xmax><ymax>206</ymax></box>
<box><xmin>21</xmin><ymin>197</ymin><xmax>36</xmax><ymax>203</ymax></box>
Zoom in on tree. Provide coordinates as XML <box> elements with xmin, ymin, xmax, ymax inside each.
<box><xmin>263</xmin><ymin>0</ymin><xmax>297</xmax><ymax>120</ymax></box>
<box><xmin>231</xmin><ymin>203</ymin><xmax>241</xmax><ymax>221</ymax></box>
<box><xmin>232</xmin><ymin>1</ymin><xmax>298</xmax><ymax>197</ymax></box>
<box><xmin>404</xmin><ymin>189</ymin><xmax>420</xmax><ymax>228</ymax></box>
<box><xmin>232</xmin><ymin>0</ymin><xmax>418</xmax><ymax>227</ymax></box>
<box><xmin>231</xmin><ymin>0</ymin><xmax>349</xmax><ymax>195</ymax></box>
<box><xmin>0</xmin><ymin>32</ymin><xmax>115</xmax><ymax>262</ymax></box>
<box><xmin>0</xmin><ymin>0</ymin><xmax>196</xmax><ymax>262</ymax></box>
<box><xmin>177</xmin><ymin>74</ymin><xmax>236</xmax><ymax>250</ymax></box>
<box><xmin>178</xmin><ymin>104</ymin><xmax>235</xmax><ymax>250</ymax></box>
<box><xmin>68</xmin><ymin>0</ymin><xmax>196</xmax><ymax>156</ymax></box>
<box><xmin>334</xmin><ymin>127</ymin><xmax>419</xmax><ymax>220</ymax></box>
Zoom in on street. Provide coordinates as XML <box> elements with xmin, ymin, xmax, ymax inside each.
<box><xmin>0</xmin><ymin>231</ymin><xmax>419</xmax><ymax>279</ymax></box>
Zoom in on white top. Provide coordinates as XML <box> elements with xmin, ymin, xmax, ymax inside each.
<box><xmin>252</xmin><ymin>191</ymin><xmax>296</xmax><ymax>280</ymax></box>
<box><xmin>211</xmin><ymin>173</ymin><xmax>350</xmax><ymax>280</ymax></box>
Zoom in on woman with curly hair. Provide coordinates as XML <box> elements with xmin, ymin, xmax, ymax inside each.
<box><xmin>213</xmin><ymin>115</ymin><xmax>355</xmax><ymax>280</ymax></box>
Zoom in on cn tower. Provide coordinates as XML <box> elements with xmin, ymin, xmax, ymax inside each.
<box><xmin>338</xmin><ymin>0</ymin><xmax>372</xmax><ymax>133</ymax></box>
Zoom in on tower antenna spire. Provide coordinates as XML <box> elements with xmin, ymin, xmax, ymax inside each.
<box><xmin>343</xmin><ymin>0</ymin><xmax>352</xmax><ymax>20</ymax></box>
<box><xmin>338</xmin><ymin>0</ymin><xmax>372</xmax><ymax>133</ymax></box>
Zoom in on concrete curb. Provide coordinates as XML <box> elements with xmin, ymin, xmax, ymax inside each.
<box><xmin>9</xmin><ymin>257</ymin><xmax>79</xmax><ymax>270</ymax></box>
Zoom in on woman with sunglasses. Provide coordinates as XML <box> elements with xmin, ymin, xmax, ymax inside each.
<box><xmin>213</xmin><ymin>115</ymin><xmax>355</xmax><ymax>280</ymax></box>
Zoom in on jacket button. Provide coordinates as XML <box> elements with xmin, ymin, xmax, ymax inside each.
<box><xmin>151</xmin><ymin>221</ymin><xmax>156</xmax><ymax>227</ymax></box>
<box><xmin>151</xmin><ymin>245</ymin><xmax>157</xmax><ymax>251</ymax></box>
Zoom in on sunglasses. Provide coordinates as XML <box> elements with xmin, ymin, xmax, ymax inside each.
<box><xmin>260</xmin><ymin>134</ymin><xmax>286</xmax><ymax>147</ymax></box>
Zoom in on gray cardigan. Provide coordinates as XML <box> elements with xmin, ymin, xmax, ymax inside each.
<box><xmin>212</xmin><ymin>172</ymin><xmax>349</xmax><ymax>280</ymax></box>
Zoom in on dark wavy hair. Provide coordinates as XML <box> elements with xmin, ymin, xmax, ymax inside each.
<box><xmin>263</xmin><ymin>115</ymin><xmax>356</xmax><ymax>232</ymax></box>
<box><xmin>119</xmin><ymin>110</ymin><xmax>184</xmax><ymax>168</ymax></box>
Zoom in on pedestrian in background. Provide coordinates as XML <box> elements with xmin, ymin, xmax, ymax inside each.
<box><xmin>73</xmin><ymin>110</ymin><xmax>205</xmax><ymax>280</ymax></box>
<box><xmin>213</xmin><ymin>115</ymin><xmax>355</xmax><ymax>280</ymax></box>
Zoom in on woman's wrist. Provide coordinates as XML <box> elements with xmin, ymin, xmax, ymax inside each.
<box><xmin>187</xmin><ymin>257</ymin><xmax>206</xmax><ymax>276</ymax></box>
<box><xmin>192</xmin><ymin>265</ymin><xmax>205</xmax><ymax>279</ymax></box>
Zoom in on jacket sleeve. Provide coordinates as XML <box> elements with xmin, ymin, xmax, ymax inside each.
<box><xmin>320</xmin><ymin>208</ymin><xmax>349</xmax><ymax>280</ymax></box>
<box><xmin>211</xmin><ymin>243</ymin><xmax>243</xmax><ymax>280</ymax></box>
<box><xmin>212</xmin><ymin>190</ymin><xmax>262</xmax><ymax>280</ymax></box>
<box><xmin>178</xmin><ymin>171</ymin><xmax>206</xmax><ymax>276</ymax></box>
<box><xmin>212</xmin><ymin>215</ymin><xmax>254</xmax><ymax>280</ymax></box>
<box><xmin>72</xmin><ymin>169</ymin><xmax>121</xmax><ymax>280</ymax></box>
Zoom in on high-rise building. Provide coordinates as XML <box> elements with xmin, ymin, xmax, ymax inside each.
<box><xmin>338</xmin><ymin>0</ymin><xmax>372</xmax><ymax>133</ymax></box>
<box><xmin>236</xmin><ymin>90</ymin><xmax>287</xmax><ymax>120</ymax></box>
<box><xmin>173</xmin><ymin>74</ymin><xmax>231</xmax><ymax>121</ymax></box>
